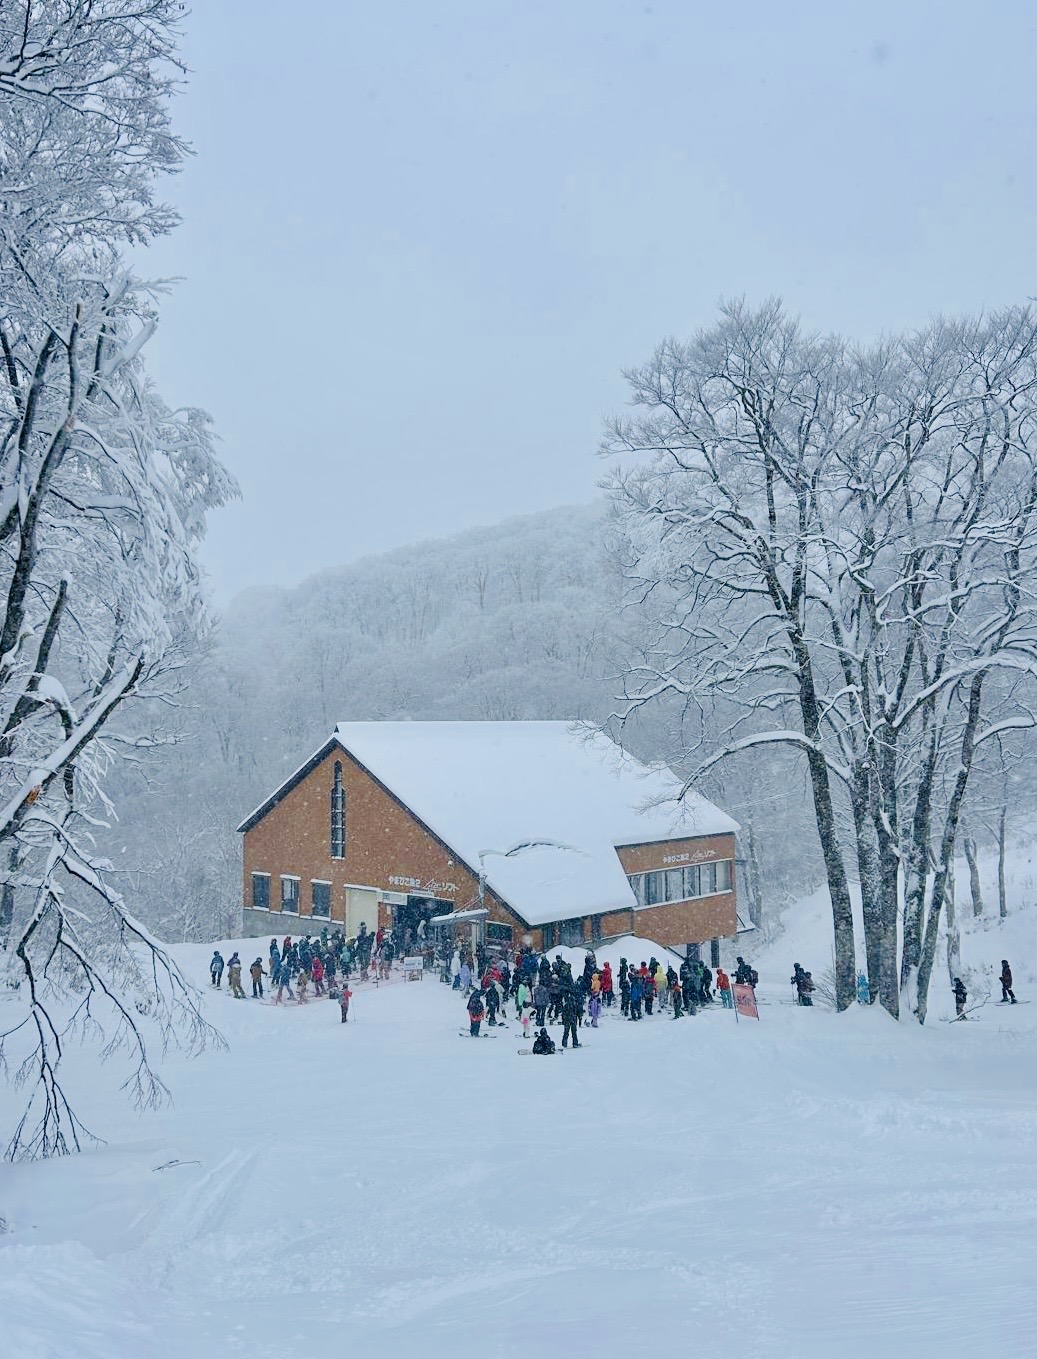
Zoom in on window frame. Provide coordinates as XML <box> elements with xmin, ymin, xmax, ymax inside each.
<box><xmin>280</xmin><ymin>874</ymin><xmax>301</xmax><ymax>913</ymax></box>
<box><xmin>330</xmin><ymin>761</ymin><xmax>346</xmax><ymax>860</ymax></box>
<box><xmin>250</xmin><ymin>872</ymin><xmax>271</xmax><ymax>911</ymax></box>
<box><xmin>311</xmin><ymin>879</ymin><xmax>332</xmax><ymax>918</ymax></box>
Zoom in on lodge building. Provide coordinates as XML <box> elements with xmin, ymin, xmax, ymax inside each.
<box><xmin>236</xmin><ymin>721</ymin><xmax>740</xmax><ymax>957</ymax></box>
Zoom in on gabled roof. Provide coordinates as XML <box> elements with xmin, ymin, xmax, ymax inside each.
<box><xmin>239</xmin><ymin>721</ymin><xmax>738</xmax><ymax>927</ymax></box>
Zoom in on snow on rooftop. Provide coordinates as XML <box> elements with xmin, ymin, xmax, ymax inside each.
<box><xmin>333</xmin><ymin>721</ymin><xmax>738</xmax><ymax>926</ymax></box>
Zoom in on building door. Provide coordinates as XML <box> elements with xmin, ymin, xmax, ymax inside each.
<box><xmin>344</xmin><ymin>886</ymin><xmax>378</xmax><ymax>939</ymax></box>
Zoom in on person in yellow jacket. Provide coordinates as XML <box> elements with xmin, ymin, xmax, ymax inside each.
<box><xmin>654</xmin><ymin>963</ymin><xmax>668</xmax><ymax>1010</ymax></box>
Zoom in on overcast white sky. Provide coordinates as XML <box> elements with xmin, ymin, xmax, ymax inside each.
<box><xmin>144</xmin><ymin>1</ymin><xmax>1037</xmax><ymax>602</ymax></box>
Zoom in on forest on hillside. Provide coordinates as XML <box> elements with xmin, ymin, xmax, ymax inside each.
<box><xmin>101</xmin><ymin>501</ymin><xmax>812</xmax><ymax>942</ymax></box>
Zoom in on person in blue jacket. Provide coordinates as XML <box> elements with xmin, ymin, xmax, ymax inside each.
<box><xmin>628</xmin><ymin>972</ymin><xmax>643</xmax><ymax>1021</ymax></box>
<box><xmin>856</xmin><ymin>972</ymin><xmax>871</xmax><ymax>1004</ymax></box>
<box><xmin>210</xmin><ymin>951</ymin><xmax>224</xmax><ymax>988</ymax></box>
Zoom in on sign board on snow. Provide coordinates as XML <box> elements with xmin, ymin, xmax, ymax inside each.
<box><xmin>733</xmin><ymin>983</ymin><xmax>759</xmax><ymax>1020</ymax></box>
<box><xmin>402</xmin><ymin>956</ymin><xmax>424</xmax><ymax>981</ymax></box>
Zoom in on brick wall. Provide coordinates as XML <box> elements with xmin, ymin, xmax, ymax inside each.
<box><xmin>241</xmin><ymin>745</ymin><xmax>526</xmax><ymax>938</ymax></box>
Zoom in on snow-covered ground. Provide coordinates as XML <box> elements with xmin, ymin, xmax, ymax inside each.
<box><xmin>3</xmin><ymin>920</ymin><xmax>1037</xmax><ymax>1358</ymax></box>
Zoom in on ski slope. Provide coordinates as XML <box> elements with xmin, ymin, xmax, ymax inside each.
<box><xmin>3</xmin><ymin>936</ymin><xmax>1037</xmax><ymax>1358</ymax></box>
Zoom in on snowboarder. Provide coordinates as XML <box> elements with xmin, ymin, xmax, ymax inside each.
<box><xmin>459</xmin><ymin>958</ymin><xmax>473</xmax><ymax>995</ymax></box>
<box><xmin>467</xmin><ymin>989</ymin><xmax>485</xmax><ymax>1037</ymax></box>
<box><xmin>484</xmin><ymin>978</ymin><xmax>501</xmax><ymax>1026</ymax></box>
<box><xmin>249</xmin><ymin>958</ymin><xmax>265</xmax><ymax>999</ymax></box>
<box><xmin>516</xmin><ymin>978</ymin><xmax>533</xmax><ymax>1040</ymax></box>
<box><xmin>791</xmin><ymin>963</ymin><xmax>806</xmax><ymax>1004</ymax></box>
<box><xmin>560</xmin><ymin>987</ymin><xmax>581</xmax><ymax>1048</ymax></box>
<box><xmin>856</xmin><ymin>972</ymin><xmax>871</xmax><ymax>1005</ymax></box>
<box><xmin>339</xmin><ymin>986</ymin><xmax>353</xmax><ymax>1023</ymax></box>
<box><xmin>953</xmin><ymin>977</ymin><xmax>968</xmax><ymax>1018</ymax></box>
<box><xmin>532</xmin><ymin>1026</ymin><xmax>555</xmax><ymax>1055</ymax></box>
<box><xmin>628</xmin><ymin>971</ymin><xmax>643</xmax><ymax>1021</ymax></box>
<box><xmin>1000</xmin><ymin>960</ymin><xmax>1017</xmax><ymax>1004</ymax></box>
<box><xmin>533</xmin><ymin>979</ymin><xmax>549</xmax><ymax>1027</ymax></box>
<box><xmin>210</xmin><ymin>951</ymin><xmax>224</xmax><ymax>988</ymax></box>
<box><xmin>588</xmin><ymin>989</ymin><xmax>601</xmax><ymax>1028</ymax></box>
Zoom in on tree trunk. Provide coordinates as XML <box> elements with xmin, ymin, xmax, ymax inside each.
<box><xmin>946</xmin><ymin>858</ymin><xmax>961</xmax><ymax>984</ymax></box>
<box><xmin>917</xmin><ymin>674</ymin><xmax>984</xmax><ymax>1023</ymax></box>
<box><xmin>962</xmin><ymin>829</ymin><xmax>983</xmax><ymax>917</ymax></box>
<box><xmin>852</xmin><ymin>783</ymin><xmax>882</xmax><ymax>1005</ymax></box>
<box><xmin>998</xmin><ymin>808</ymin><xmax>1008</xmax><ymax>919</ymax></box>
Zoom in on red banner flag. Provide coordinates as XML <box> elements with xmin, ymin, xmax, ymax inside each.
<box><xmin>733</xmin><ymin>983</ymin><xmax>759</xmax><ymax>1020</ymax></box>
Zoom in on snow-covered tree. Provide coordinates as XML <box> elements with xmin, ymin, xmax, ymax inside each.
<box><xmin>603</xmin><ymin>300</ymin><xmax>1037</xmax><ymax>1020</ymax></box>
<box><xmin>0</xmin><ymin>1</ymin><xmax>236</xmax><ymax>1158</ymax></box>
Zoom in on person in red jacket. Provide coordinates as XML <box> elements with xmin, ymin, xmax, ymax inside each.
<box><xmin>716</xmin><ymin>967</ymin><xmax>733</xmax><ymax>1009</ymax></box>
<box><xmin>601</xmin><ymin>961</ymin><xmax>614</xmax><ymax>1007</ymax></box>
<box><xmin>311</xmin><ymin>954</ymin><xmax>325</xmax><ymax>996</ymax></box>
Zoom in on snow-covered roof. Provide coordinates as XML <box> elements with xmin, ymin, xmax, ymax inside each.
<box><xmin>329</xmin><ymin>721</ymin><xmax>738</xmax><ymax>927</ymax></box>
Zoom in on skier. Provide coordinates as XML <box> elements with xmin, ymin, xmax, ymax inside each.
<box><xmin>533</xmin><ymin>979</ymin><xmax>549</xmax><ymax>1027</ymax></box>
<box><xmin>735</xmin><ymin>956</ymin><xmax>757</xmax><ymax>987</ymax></box>
<box><xmin>210</xmin><ymin>950</ymin><xmax>224</xmax><ymax>988</ymax></box>
<box><xmin>560</xmin><ymin>987</ymin><xmax>581</xmax><ymax>1049</ymax></box>
<box><xmin>618</xmin><ymin>959</ymin><xmax>630</xmax><ymax>1016</ymax></box>
<box><xmin>642</xmin><ymin>963</ymin><xmax>655</xmax><ymax>1016</ymax></box>
<box><xmin>339</xmin><ymin>986</ymin><xmax>353</xmax><ymax>1023</ymax></box>
<box><xmin>588</xmin><ymin>987</ymin><xmax>601</xmax><ymax>1028</ymax></box>
<box><xmin>856</xmin><ymin>972</ymin><xmax>871</xmax><ymax>1005</ymax></box>
<box><xmin>516</xmin><ymin>978</ymin><xmax>533</xmax><ymax>1040</ymax></box>
<box><xmin>274</xmin><ymin>963</ymin><xmax>294</xmax><ymax>1004</ymax></box>
<box><xmin>716</xmin><ymin>966</ymin><xmax>733</xmax><ymax>1009</ymax></box>
<box><xmin>484</xmin><ymin>977</ymin><xmax>501</xmax><ymax>1026</ymax></box>
<box><xmin>227</xmin><ymin>952</ymin><xmax>246</xmax><ymax>999</ymax></box>
<box><xmin>953</xmin><ymin>976</ymin><xmax>968</xmax><ymax>1018</ymax></box>
<box><xmin>601</xmin><ymin>960</ymin><xmax>614</xmax><ymax>1007</ymax></box>
<box><xmin>532</xmin><ymin>1026</ymin><xmax>556</xmax><ymax>1055</ymax></box>
<box><xmin>467</xmin><ymin>988</ymin><xmax>485</xmax><ymax>1037</ymax></box>
<box><xmin>628</xmin><ymin>970</ymin><xmax>643</xmax><ymax>1021</ymax></box>
<box><xmin>1000</xmin><ymin>960</ymin><xmax>1017</xmax><ymax>1004</ymax></box>
<box><xmin>796</xmin><ymin>971</ymin><xmax>815</xmax><ymax>1007</ymax></box>
<box><xmin>311</xmin><ymin>954</ymin><xmax>325</xmax><ymax>996</ymax></box>
<box><xmin>459</xmin><ymin>958</ymin><xmax>473</xmax><ymax>995</ymax></box>
<box><xmin>249</xmin><ymin>958</ymin><xmax>265</xmax><ymax>999</ymax></box>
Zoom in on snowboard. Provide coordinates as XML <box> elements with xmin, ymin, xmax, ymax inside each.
<box><xmin>458</xmin><ymin>1030</ymin><xmax>493</xmax><ymax>1037</ymax></box>
<box><xmin>518</xmin><ymin>1048</ymin><xmax>561</xmax><ymax>1055</ymax></box>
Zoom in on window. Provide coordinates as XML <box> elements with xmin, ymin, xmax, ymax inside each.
<box><xmin>486</xmin><ymin>922</ymin><xmax>513</xmax><ymax>943</ymax></box>
<box><xmin>250</xmin><ymin>873</ymin><xmax>270</xmax><ymax>910</ymax></box>
<box><xmin>311</xmin><ymin>881</ymin><xmax>331</xmax><ymax>917</ymax></box>
<box><xmin>542</xmin><ymin>923</ymin><xmax>556</xmax><ymax>950</ymax></box>
<box><xmin>330</xmin><ymin>762</ymin><xmax>346</xmax><ymax>859</ymax></box>
<box><xmin>280</xmin><ymin>876</ymin><xmax>300</xmax><ymax>912</ymax></box>
<box><xmin>628</xmin><ymin>861</ymin><xmax>734</xmax><ymax>907</ymax></box>
<box><xmin>665</xmin><ymin>869</ymin><xmax>686</xmax><ymax>903</ymax></box>
<box><xmin>559</xmin><ymin>918</ymin><xmax>584</xmax><ymax>947</ymax></box>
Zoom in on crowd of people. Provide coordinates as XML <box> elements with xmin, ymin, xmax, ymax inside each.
<box><xmin>208</xmin><ymin>922</ymin><xmax>412</xmax><ymax>1020</ymax></box>
<box><xmin>457</xmin><ymin>946</ymin><xmax>763</xmax><ymax>1049</ymax></box>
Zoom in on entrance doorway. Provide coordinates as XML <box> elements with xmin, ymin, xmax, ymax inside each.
<box><xmin>394</xmin><ymin>895</ymin><xmax>452</xmax><ymax>954</ymax></box>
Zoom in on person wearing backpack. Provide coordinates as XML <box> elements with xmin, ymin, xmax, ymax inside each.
<box><xmin>953</xmin><ymin>977</ymin><xmax>968</xmax><ymax>1018</ymax></box>
<box><xmin>560</xmin><ymin>987</ymin><xmax>581</xmax><ymax>1049</ymax></box>
<box><xmin>339</xmin><ymin>986</ymin><xmax>353</xmax><ymax>1023</ymax></box>
<box><xmin>210</xmin><ymin>951</ymin><xmax>224</xmax><ymax>988</ymax></box>
<box><xmin>1000</xmin><ymin>960</ymin><xmax>1017</xmax><ymax>1004</ymax></box>
<box><xmin>532</xmin><ymin>1026</ymin><xmax>556</xmax><ymax>1055</ymax></box>
<box><xmin>467</xmin><ymin>989</ymin><xmax>485</xmax><ymax>1037</ymax></box>
<box><xmin>249</xmin><ymin>958</ymin><xmax>265</xmax><ymax>999</ymax></box>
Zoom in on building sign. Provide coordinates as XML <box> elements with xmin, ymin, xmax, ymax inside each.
<box><xmin>733</xmin><ymin>983</ymin><xmax>759</xmax><ymax>1020</ymax></box>
<box><xmin>388</xmin><ymin>875</ymin><xmax>459</xmax><ymax>895</ymax></box>
<box><xmin>662</xmin><ymin>852</ymin><xmax>691</xmax><ymax>865</ymax></box>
